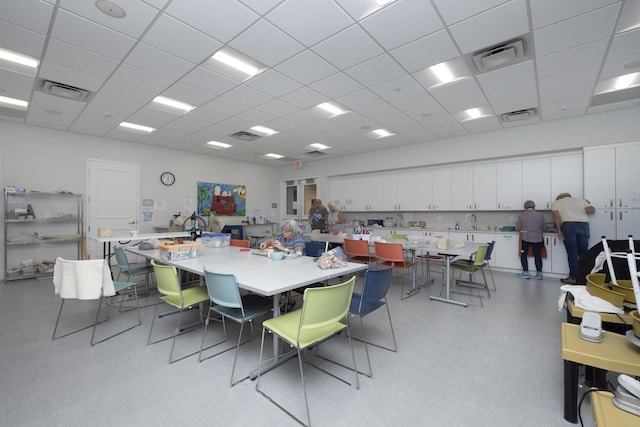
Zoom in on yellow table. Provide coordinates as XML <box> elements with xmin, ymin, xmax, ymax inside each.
<box><xmin>561</xmin><ymin>322</ymin><xmax>640</xmax><ymax>423</ymax></box>
<box><xmin>565</xmin><ymin>297</ymin><xmax>634</xmax><ymax>325</ymax></box>
<box><xmin>591</xmin><ymin>391</ymin><xmax>640</xmax><ymax>426</ymax></box>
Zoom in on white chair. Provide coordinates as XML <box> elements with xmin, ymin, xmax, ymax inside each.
<box><xmin>52</xmin><ymin>258</ymin><xmax>141</xmax><ymax>346</ymax></box>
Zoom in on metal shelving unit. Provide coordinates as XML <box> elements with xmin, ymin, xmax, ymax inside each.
<box><xmin>4</xmin><ymin>189</ymin><xmax>83</xmax><ymax>283</ymax></box>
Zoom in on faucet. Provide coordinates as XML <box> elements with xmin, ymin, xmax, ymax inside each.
<box><xmin>470</xmin><ymin>213</ymin><xmax>477</xmax><ymax>230</ymax></box>
<box><xmin>396</xmin><ymin>213</ymin><xmax>404</xmax><ymax>228</ymax></box>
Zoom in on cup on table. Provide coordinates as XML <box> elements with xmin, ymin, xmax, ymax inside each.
<box><xmin>129</xmin><ymin>231</ymin><xmax>138</xmax><ymax>237</ymax></box>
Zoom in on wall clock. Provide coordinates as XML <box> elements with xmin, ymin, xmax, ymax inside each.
<box><xmin>160</xmin><ymin>171</ymin><xmax>175</xmax><ymax>186</ymax></box>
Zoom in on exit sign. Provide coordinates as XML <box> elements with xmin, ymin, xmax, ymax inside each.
<box><xmin>294</xmin><ymin>160</ymin><xmax>302</xmax><ymax>169</ymax></box>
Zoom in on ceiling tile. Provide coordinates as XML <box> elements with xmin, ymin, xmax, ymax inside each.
<box><xmin>275</xmin><ymin>50</ymin><xmax>338</xmax><ymax>85</ymax></box>
<box><xmin>309</xmin><ymin>72</ymin><xmax>363</xmax><ymax>100</ymax></box>
<box><xmin>345</xmin><ymin>54</ymin><xmax>405</xmax><ymax>87</ymax></box>
<box><xmin>360</xmin><ymin>0</ymin><xmax>442</xmax><ymax>50</ymax></box>
<box><xmin>245</xmin><ymin>69</ymin><xmax>303</xmax><ymax>97</ymax></box>
<box><xmin>266</xmin><ymin>0</ymin><xmax>353</xmax><ymax>47</ymax></box>
<box><xmin>390</xmin><ymin>30</ymin><xmax>460</xmax><ymax>73</ymax></box>
<box><xmin>229</xmin><ymin>20</ymin><xmax>304</xmax><ymax>67</ymax></box>
<box><xmin>536</xmin><ymin>39</ymin><xmax>609</xmax><ymax>78</ymax></box>
<box><xmin>530</xmin><ymin>0</ymin><xmax>620</xmax><ymax>30</ymax></box>
<box><xmin>0</xmin><ymin>0</ymin><xmax>53</xmax><ymax>35</ymax></box>
<box><xmin>312</xmin><ymin>25</ymin><xmax>384</xmax><ymax>69</ymax></box>
<box><xmin>432</xmin><ymin>0</ymin><xmax>507</xmax><ymax>26</ymax></box>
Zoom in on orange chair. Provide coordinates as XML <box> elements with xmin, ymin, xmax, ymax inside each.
<box><xmin>373</xmin><ymin>241</ymin><xmax>415</xmax><ymax>299</ymax></box>
<box><xmin>343</xmin><ymin>239</ymin><xmax>376</xmax><ymax>266</ymax></box>
<box><xmin>230</xmin><ymin>239</ymin><xmax>250</xmax><ymax>248</ymax></box>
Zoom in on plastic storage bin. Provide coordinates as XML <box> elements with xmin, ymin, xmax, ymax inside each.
<box><xmin>201</xmin><ymin>232</ymin><xmax>231</xmax><ymax>248</ymax></box>
<box><xmin>158</xmin><ymin>241</ymin><xmax>200</xmax><ymax>261</ymax></box>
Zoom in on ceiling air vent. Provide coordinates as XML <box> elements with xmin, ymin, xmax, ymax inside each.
<box><xmin>304</xmin><ymin>150</ymin><xmax>327</xmax><ymax>158</ymax></box>
<box><xmin>229</xmin><ymin>131</ymin><xmax>262</xmax><ymax>141</ymax></box>
<box><xmin>41</xmin><ymin>80</ymin><xmax>90</xmax><ymax>101</ymax></box>
<box><xmin>500</xmin><ymin>108</ymin><xmax>536</xmax><ymax>122</ymax></box>
<box><xmin>472</xmin><ymin>39</ymin><xmax>524</xmax><ymax>73</ymax></box>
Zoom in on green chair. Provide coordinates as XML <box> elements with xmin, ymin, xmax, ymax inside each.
<box><xmin>256</xmin><ymin>276</ymin><xmax>359</xmax><ymax>427</ymax></box>
<box><xmin>451</xmin><ymin>244</ymin><xmax>490</xmax><ymax>306</ymax></box>
<box><xmin>148</xmin><ymin>260</ymin><xmax>210</xmax><ymax>364</ymax></box>
<box><xmin>198</xmin><ymin>268</ymin><xmax>272</xmax><ymax>387</ymax></box>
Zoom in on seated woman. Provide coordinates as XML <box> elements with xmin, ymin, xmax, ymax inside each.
<box><xmin>260</xmin><ymin>219</ymin><xmax>306</xmax><ymax>311</ymax></box>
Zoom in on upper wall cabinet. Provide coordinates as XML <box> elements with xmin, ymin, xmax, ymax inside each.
<box><xmin>382</xmin><ymin>171</ymin><xmax>414</xmax><ymax>211</ymax></box>
<box><xmin>415</xmin><ymin>168</ymin><xmax>452</xmax><ymax>210</ymax></box>
<box><xmin>330</xmin><ymin>177</ymin><xmax>355</xmax><ymax>211</ymax></box>
<box><xmin>522</xmin><ymin>157</ymin><xmax>551</xmax><ymax>209</ymax></box>
<box><xmin>451</xmin><ymin>163</ymin><xmax>496</xmax><ymax>210</ymax></box>
<box><xmin>354</xmin><ymin>174</ymin><xmax>382</xmax><ymax>211</ymax></box>
<box><xmin>550</xmin><ymin>153</ymin><xmax>583</xmax><ymax>202</ymax></box>
<box><xmin>496</xmin><ymin>160</ymin><xmax>522</xmax><ymax>210</ymax></box>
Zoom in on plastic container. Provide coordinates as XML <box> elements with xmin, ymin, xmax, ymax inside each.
<box><xmin>201</xmin><ymin>232</ymin><xmax>231</xmax><ymax>248</ymax></box>
<box><xmin>158</xmin><ymin>241</ymin><xmax>200</xmax><ymax>261</ymax></box>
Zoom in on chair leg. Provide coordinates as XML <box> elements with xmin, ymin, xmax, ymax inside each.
<box><xmin>487</xmin><ymin>264</ymin><xmax>496</xmax><ymax>291</ymax></box>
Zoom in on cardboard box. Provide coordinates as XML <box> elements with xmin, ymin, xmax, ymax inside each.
<box><xmin>158</xmin><ymin>241</ymin><xmax>200</xmax><ymax>261</ymax></box>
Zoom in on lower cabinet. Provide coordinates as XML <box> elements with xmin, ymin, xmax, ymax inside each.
<box><xmin>492</xmin><ymin>233</ymin><xmax>521</xmax><ymax>270</ymax></box>
<box><xmin>543</xmin><ymin>234</ymin><xmax>569</xmax><ymax>275</ymax></box>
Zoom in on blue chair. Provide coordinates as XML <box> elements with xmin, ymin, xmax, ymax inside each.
<box><xmin>304</xmin><ymin>241</ymin><xmax>327</xmax><ymax>258</ymax></box>
<box><xmin>199</xmin><ymin>269</ymin><xmax>272</xmax><ymax>386</ymax></box>
<box><xmin>113</xmin><ymin>246</ymin><xmax>154</xmax><ymax>285</ymax></box>
<box><xmin>349</xmin><ymin>267</ymin><xmax>397</xmax><ymax>377</ymax></box>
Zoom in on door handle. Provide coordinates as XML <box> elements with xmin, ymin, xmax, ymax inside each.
<box><xmin>128</xmin><ymin>221</ymin><xmax>136</xmax><ymax>224</ymax></box>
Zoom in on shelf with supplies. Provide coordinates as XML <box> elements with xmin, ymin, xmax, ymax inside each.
<box><xmin>4</xmin><ymin>189</ymin><xmax>83</xmax><ymax>283</ymax></box>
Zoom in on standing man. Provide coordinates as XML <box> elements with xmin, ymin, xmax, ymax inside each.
<box><xmin>552</xmin><ymin>192</ymin><xmax>595</xmax><ymax>284</ymax></box>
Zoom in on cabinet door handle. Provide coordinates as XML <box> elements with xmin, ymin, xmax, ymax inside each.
<box><xmin>610</xmin><ymin>211</ymin><xmax>613</xmax><ymax>220</ymax></box>
<box><xmin>620</xmin><ymin>211</ymin><xmax>622</xmax><ymax>221</ymax></box>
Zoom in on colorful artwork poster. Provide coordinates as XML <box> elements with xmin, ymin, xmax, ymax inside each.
<box><xmin>197</xmin><ymin>182</ymin><xmax>246</xmax><ymax>217</ymax></box>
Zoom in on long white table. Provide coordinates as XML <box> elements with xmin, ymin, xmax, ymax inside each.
<box><xmin>91</xmin><ymin>232</ymin><xmax>191</xmax><ymax>264</ymax></box>
<box><xmin>126</xmin><ymin>245</ymin><xmax>367</xmax><ymax>377</ymax></box>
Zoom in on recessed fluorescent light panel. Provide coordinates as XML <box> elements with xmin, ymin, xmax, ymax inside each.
<box><xmin>457</xmin><ymin>107</ymin><xmax>492</xmax><ymax>122</ymax></box>
<box><xmin>206</xmin><ymin>141</ymin><xmax>232</xmax><ymax>149</ymax></box>
<box><xmin>317</xmin><ymin>102</ymin><xmax>347</xmax><ymax>117</ymax></box>
<box><xmin>212</xmin><ymin>50</ymin><xmax>260</xmax><ymax>77</ymax></box>
<box><xmin>0</xmin><ymin>95</ymin><xmax>28</xmax><ymax>110</ymax></box>
<box><xmin>309</xmin><ymin>143</ymin><xmax>330</xmax><ymax>150</ymax></box>
<box><xmin>416</xmin><ymin>58</ymin><xmax>470</xmax><ymax>89</ymax></box>
<box><xmin>0</xmin><ymin>47</ymin><xmax>38</xmax><ymax>68</ymax></box>
<box><xmin>119</xmin><ymin>122</ymin><xmax>155</xmax><ymax>133</ymax></box>
<box><xmin>370</xmin><ymin>128</ymin><xmax>394</xmax><ymax>138</ymax></box>
<box><xmin>250</xmin><ymin>125</ymin><xmax>278</xmax><ymax>136</ymax></box>
<box><xmin>594</xmin><ymin>72</ymin><xmax>640</xmax><ymax>94</ymax></box>
<box><xmin>152</xmin><ymin>96</ymin><xmax>194</xmax><ymax>113</ymax></box>
<box><xmin>265</xmin><ymin>153</ymin><xmax>284</xmax><ymax>159</ymax></box>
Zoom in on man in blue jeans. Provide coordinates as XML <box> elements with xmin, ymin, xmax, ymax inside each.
<box><xmin>552</xmin><ymin>192</ymin><xmax>595</xmax><ymax>284</ymax></box>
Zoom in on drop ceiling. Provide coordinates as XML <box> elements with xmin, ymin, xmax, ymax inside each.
<box><xmin>1</xmin><ymin>0</ymin><xmax>639</xmax><ymax>166</ymax></box>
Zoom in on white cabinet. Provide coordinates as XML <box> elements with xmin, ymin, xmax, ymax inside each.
<box><xmin>543</xmin><ymin>234</ymin><xmax>569</xmax><ymax>275</ymax></box>
<box><xmin>584</xmin><ymin>142</ymin><xmax>640</xmax><ymax>245</ymax></box>
<box><xmin>492</xmin><ymin>233</ymin><xmax>521</xmax><ymax>270</ymax></box>
<box><xmin>4</xmin><ymin>190</ymin><xmax>83</xmax><ymax>283</ymax></box>
<box><xmin>414</xmin><ymin>169</ymin><xmax>434</xmax><ymax>210</ymax></box>
<box><xmin>382</xmin><ymin>171</ymin><xmax>414</xmax><ymax>211</ymax></box>
<box><xmin>551</xmin><ymin>153</ymin><xmax>583</xmax><ymax>200</ymax></box>
<box><xmin>451</xmin><ymin>164</ymin><xmax>496</xmax><ymax>210</ymax></box>
<box><xmin>329</xmin><ymin>176</ymin><xmax>355</xmax><ymax>212</ymax></box>
<box><xmin>522</xmin><ymin>157</ymin><xmax>551</xmax><ymax>209</ymax></box>
<box><xmin>432</xmin><ymin>168</ymin><xmax>452</xmax><ymax>210</ymax></box>
<box><xmin>496</xmin><ymin>160</ymin><xmax>522</xmax><ymax>210</ymax></box>
<box><xmin>354</xmin><ymin>174</ymin><xmax>382</xmax><ymax>211</ymax></box>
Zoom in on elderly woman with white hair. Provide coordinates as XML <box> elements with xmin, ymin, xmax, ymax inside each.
<box><xmin>327</xmin><ymin>201</ymin><xmax>345</xmax><ymax>233</ymax></box>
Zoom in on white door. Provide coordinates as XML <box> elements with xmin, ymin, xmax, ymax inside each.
<box><xmin>87</xmin><ymin>159</ymin><xmax>139</xmax><ymax>259</ymax></box>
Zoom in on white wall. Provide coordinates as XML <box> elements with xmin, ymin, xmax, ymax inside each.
<box><xmin>278</xmin><ymin>107</ymin><xmax>640</xmax><ymax>202</ymax></box>
<box><xmin>0</xmin><ymin>121</ymin><xmax>281</xmax><ymax>236</ymax></box>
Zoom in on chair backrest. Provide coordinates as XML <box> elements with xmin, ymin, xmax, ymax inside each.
<box><xmin>386</xmin><ymin>233</ymin><xmax>408</xmax><ymax>240</ymax></box>
<box><xmin>305</xmin><ymin>241</ymin><xmax>327</xmax><ymax>258</ymax></box>
<box><xmin>230</xmin><ymin>239</ymin><xmax>250</xmax><ymax>248</ymax></box>
<box><xmin>361</xmin><ymin>267</ymin><xmax>393</xmax><ymax>305</ymax></box>
<box><xmin>151</xmin><ymin>260</ymin><xmax>181</xmax><ymax>298</ymax></box>
<box><xmin>374</xmin><ymin>241</ymin><xmax>405</xmax><ymax>263</ymax></box>
<box><xmin>300</xmin><ymin>276</ymin><xmax>356</xmax><ymax>333</ymax></box>
<box><xmin>53</xmin><ymin>257</ymin><xmax>115</xmax><ymax>300</ymax></box>
<box><xmin>485</xmin><ymin>241</ymin><xmax>495</xmax><ymax>261</ymax></box>
<box><xmin>203</xmin><ymin>268</ymin><xmax>242</xmax><ymax>309</ymax></box>
<box><xmin>113</xmin><ymin>246</ymin><xmax>130</xmax><ymax>269</ymax></box>
<box><xmin>473</xmin><ymin>244</ymin><xmax>489</xmax><ymax>267</ymax></box>
<box><xmin>343</xmin><ymin>238</ymin><xmax>370</xmax><ymax>258</ymax></box>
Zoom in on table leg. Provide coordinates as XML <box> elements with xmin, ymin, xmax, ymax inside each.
<box><xmin>429</xmin><ymin>255</ymin><xmax>468</xmax><ymax>307</ymax></box>
<box><xmin>403</xmin><ymin>249</ymin><xmax>420</xmax><ymax>299</ymax></box>
<box><xmin>564</xmin><ymin>359</ymin><xmax>579</xmax><ymax>423</ymax></box>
